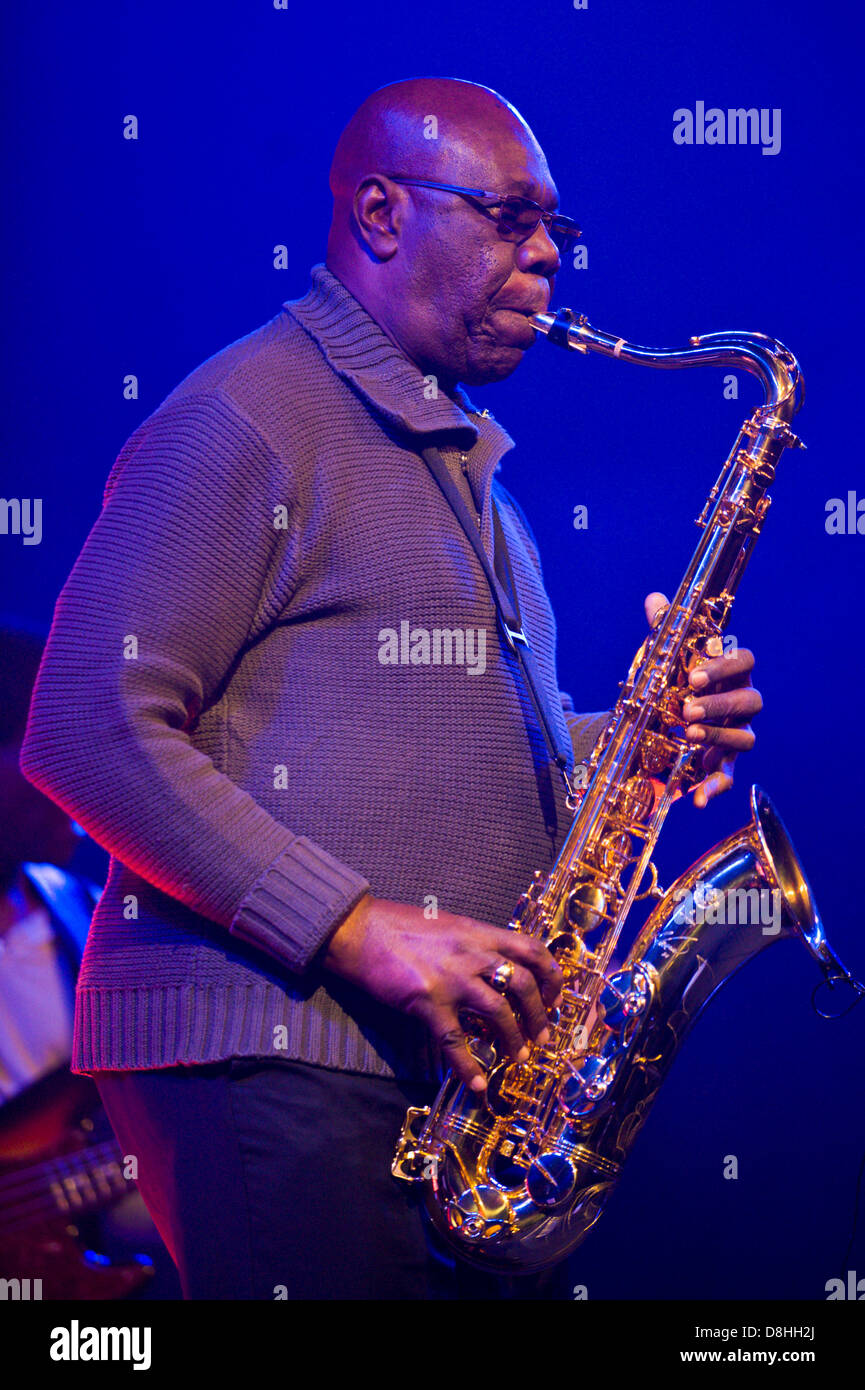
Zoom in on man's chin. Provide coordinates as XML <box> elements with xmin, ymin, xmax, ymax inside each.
<box><xmin>460</xmin><ymin>345</ymin><xmax>528</xmax><ymax>387</ymax></box>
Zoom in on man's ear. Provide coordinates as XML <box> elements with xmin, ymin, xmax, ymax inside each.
<box><xmin>353</xmin><ymin>175</ymin><xmax>402</xmax><ymax>262</ymax></box>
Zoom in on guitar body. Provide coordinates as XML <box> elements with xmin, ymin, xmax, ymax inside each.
<box><xmin>0</xmin><ymin>1067</ymin><xmax>153</xmax><ymax>1299</ymax></box>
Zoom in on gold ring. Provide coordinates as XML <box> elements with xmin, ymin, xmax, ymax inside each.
<box><xmin>486</xmin><ymin>960</ymin><xmax>515</xmax><ymax>993</ymax></box>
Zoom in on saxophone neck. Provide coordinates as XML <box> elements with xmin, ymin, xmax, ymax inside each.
<box><xmin>529</xmin><ymin>308</ymin><xmax>805</xmax><ymax>423</ymax></box>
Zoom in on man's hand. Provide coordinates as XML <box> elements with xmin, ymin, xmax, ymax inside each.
<box><xmin>322</xmin><ymin>895</ymin><xmax>563</xmax><ymax>1093</ymax></box>
<box><xmin>645</xmin><ymin>592</ymin><xmax>763</xmax><ymax>807</ymax></box>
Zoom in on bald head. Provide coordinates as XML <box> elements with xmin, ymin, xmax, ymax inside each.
<box><xmin>324</xmin><ymin>78</ymin><xmax>563</xmax><ymax>391</ymax></box>
<box><xmin>328</xmin><ymin>78</ymin><xmax>546</xmax><ymax>208</ymax></box>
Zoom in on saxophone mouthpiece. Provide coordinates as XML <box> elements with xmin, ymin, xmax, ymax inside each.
<box><xmin>529</xmin><ymin>307</ymin><xmax>588</xmax><ymax>351</ymax></box>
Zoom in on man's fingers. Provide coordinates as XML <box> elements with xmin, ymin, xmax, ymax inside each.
<box><xmin>485</xmin><ymin>927</ymin><xmax>564</xmax><ymax>1006</ymax></box>
<box><xmin>683</xmin><ymin>686</ymin><xmax>763</xmax><ymax>725</ymax></box>
<box><xmin>425</xmin><ymin>1008</ymin><xmax>488</xmax><ymax>1092</ymax></box>
<box><xmin>693</xmin><ymin>770</ymin><xmax>735</xmax><ymax>807</ymax></box>
<box><xmin>461</xmin><ymin>979</ymin><xmax>533</xmax><ymax>1061</ymax></box>
<box><xmin>699</xmin><ymin>744</ymin><xmax>738</xmax><ymax>776</ymax></box>
<box><xmin>689</xmin><ymin>647</ymin><xmax>755</xmax><ymax>688</ymax></box>
<box><xmin>692</xmin><ymin>749</ymin><xmax>737</xmax><ymax>806</ymax></box>
<box><xmin>644</xmin><ymin>591</ymin><xmax>670</xmax><ymax>629</ymax></box>
<box><xmin>490</xmin><ymin>961</ymin><xmax>551</xmax><ymax>1043</ymax></box>
<box><xmin>686</xmin><ymin>722</ymin><xmax>755</xmax><ymax>751</ymax></box>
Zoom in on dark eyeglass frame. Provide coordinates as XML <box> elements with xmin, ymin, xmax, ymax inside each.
<box><xmin>385</xmin><ymin>175</ymin><xmax>581</xmax><ymax>254</ymax></box>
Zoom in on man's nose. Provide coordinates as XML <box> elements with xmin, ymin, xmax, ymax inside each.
<box><xmin>515</xmin><ymin>223</ymin><xmax>561</xmax><ymax>278</ymax></box>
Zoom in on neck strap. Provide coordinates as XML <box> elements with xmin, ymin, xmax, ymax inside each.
<box><xmin>419</xmin><ymin>444</ymin><xmax>574</xmax><ymax>795</ymax></box>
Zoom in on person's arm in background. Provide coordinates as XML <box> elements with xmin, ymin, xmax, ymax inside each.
<box><xmin>20</xmin><ymin>391</ymin><xmax>370</xmax><ymax>973</ymax></box>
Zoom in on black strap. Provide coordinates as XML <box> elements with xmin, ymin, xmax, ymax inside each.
<box><xmin>419</xmin><ymin>444</ymin><xmax>573</xmax><ymax>780</ymax></box>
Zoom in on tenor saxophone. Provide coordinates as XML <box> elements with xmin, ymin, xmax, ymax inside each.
<box><xmin>392</xmin><ymin>307</ymin><xmax>862</xmax><ymax>1273</ymax></box>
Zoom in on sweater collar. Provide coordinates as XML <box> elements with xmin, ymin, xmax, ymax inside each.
<box><xmin>283</xmin><ymin>264</ymin><xmax>516</xmax><ymax>461</ymax></box>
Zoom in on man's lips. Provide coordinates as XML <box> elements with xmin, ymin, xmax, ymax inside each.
<box><xmin>490</xmin><ymin>305</ymin><xmax>545</xmax><ymax>346</ymax></box>
<box><xmin>493</xmin><ymin>301</ymin><xmax>549</xmax><ymax>316</ymax></box>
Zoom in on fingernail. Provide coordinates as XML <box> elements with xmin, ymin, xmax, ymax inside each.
<box><xmin>684</xmin><ymin>703</ymin><xmax>705</xmax><ymax>720</ymax></box>
<box><xmin>517</xmin><ymin>1045</ymin><xmax>531</xmax><ymax>1063</ymax></box>
<box><xmin>537</xmin><ymin>1028</ymin><xmax>551</xmax><ymax>1045</ymax></box>
<box><xmin>470</xmin><ymin>1075</ymin><xmax>487</xmax><ymax>1092</ymax></box>
<box><xmin>686</xmin><ymin>725</ymin><xmax>705</xmax><ymax>740</ymax></box>
<box><xmin>690</xmin><ymin>670</ymin><xmax>709</xmax><ymax>688</ymax></box>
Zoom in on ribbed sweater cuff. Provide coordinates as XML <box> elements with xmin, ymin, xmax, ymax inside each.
<box><xmin>229</xmin><ymin>838</ymin><xmax>370</xmax><ymax>973</ymax></box>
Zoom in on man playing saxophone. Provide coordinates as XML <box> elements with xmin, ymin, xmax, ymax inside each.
<box><xmin>20</xmin><ymin>77</ymin><xmax>762</xmax><ymax>1299</ymax></box>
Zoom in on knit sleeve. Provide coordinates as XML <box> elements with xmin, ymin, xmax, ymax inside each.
<box><xmin>20</xmin><ymin>390</ymin><xmax>370</xmax><ymax>974</ymax></box>
<box><xmin>559</xmin><ymin>691</ymin><xmax>610</xmax><ymax>765</ymax></box>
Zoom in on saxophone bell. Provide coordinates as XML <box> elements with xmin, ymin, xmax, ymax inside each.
<box><xmin>750</xmin><ymin>784</ymin><xmax>859</xmax><ymax>999</ymax></box>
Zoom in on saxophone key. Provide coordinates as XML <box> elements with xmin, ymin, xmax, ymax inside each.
<box><xmin>526</xmin><ymin>1152</ymin><xmax>578</xmax><ymax>1209</ymax></box>
<box><xmin>453</xmin><ymin>1185</ymin><xmax>510</xmax><ymax>1237</ymax></box>
<box><xmin>600</xmin><ymin>831</ymin><xmax>632</xmax><ymax>875</ymax></box>
<box><xmin>639</xmin><ymin>730</ymin><xmax>675</xmax><ymax>775</ymax></box>
<box><xmin>615</xmin><ymin>775</ymin><xmax>655</xmax><ymax>825</ymax></box>
<box><xmin>599</xmin><ymin>967</ymin><xmax>652</xmax><ymax>1031</ymax></box>
<box><xmin>565</xmin><ymin>882</ymin><xmax>607</xmax><ymax>933</ymax></box>
<box><xmin>557</xmin><ymin>1053</ymin><xmax>616</xmax><ymax>1118</ymax></box>
<box><xmin>545</xmin><ymin>930</ymin><xmax>584</xmax><ymax>965</ymax></box>
<box><xmin>489</xmin><ymin>1146</ymin><xmax>532</xmax><ymax>1194</ymax></box>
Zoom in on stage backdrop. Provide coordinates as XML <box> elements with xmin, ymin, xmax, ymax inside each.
<box><xmin>2</xmin><ymin>0</ymin><xmax>862</xmax><ymax>1300</ymax></box>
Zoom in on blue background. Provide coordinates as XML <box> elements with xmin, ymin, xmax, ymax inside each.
<box><xmin>2</xmin><ymin>0</ymin><xmax>862</xmax><ymax>1299</ymax></box>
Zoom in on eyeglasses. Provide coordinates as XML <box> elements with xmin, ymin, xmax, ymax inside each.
<box><xmin>385</xmin><ymin>175</ymin><xmax>581</xmax><ymax>255</ymax></box>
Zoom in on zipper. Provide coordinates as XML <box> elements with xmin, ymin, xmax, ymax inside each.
<box><xmin>466</xmin><ymin>407</ymin><xmax>491</xmax><ymax>527</ymax></box>
<box><xmin>460</xmin><ymin>451</ymin><xmax>482</xmax><ymax>529</ymax></box>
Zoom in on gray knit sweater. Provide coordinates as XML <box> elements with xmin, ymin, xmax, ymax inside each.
<box><xmin>20</xmin><ymin>265</ymin><xmax>607</xmax><ymax>1081</ymax></box>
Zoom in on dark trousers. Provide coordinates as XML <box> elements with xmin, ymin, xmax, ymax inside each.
<box><xmin>95</xmin><ymin>1058</ymin><xmax>574</xmax><ymax>1300</ymax></box>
